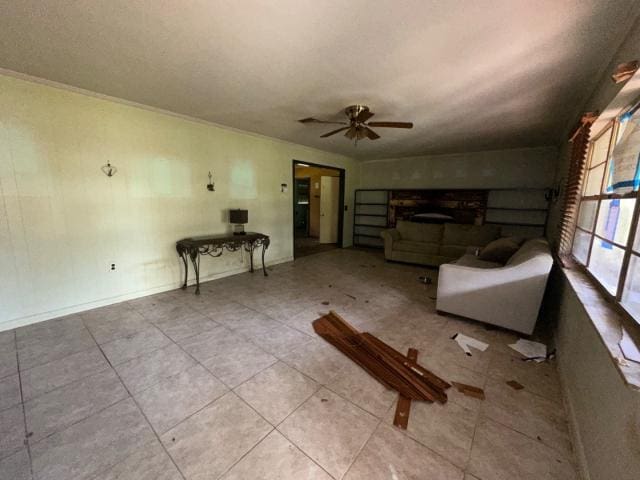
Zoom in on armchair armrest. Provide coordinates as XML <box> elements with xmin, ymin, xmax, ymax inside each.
<box><xmin>436</xmin><ymin>261</ymin><xmax>551</xmax><ymax>335</ymax></box>
<box><xmin>380</xmin><ymin>229</ymin><xmax>400</xmax><ymax>241</ymax></box>
<box><xmin>380</xmin><ymin>229</ymin><xmax>400</xmax><ymax>259</ymax></box>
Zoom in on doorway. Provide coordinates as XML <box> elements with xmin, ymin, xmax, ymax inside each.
<box><xmin>292</xmin><ymin>160</ymin><xmax>345</xmax><ymax>259</ymax></box>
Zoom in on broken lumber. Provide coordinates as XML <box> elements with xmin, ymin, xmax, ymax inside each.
<box><xmin>361</xmin><ymin>333</ymin><xmax>451</xmax><ymax>392</ymax></box>
<box><xmin>451</xmin><ymin>381</ymin><xmax>485</xmax><ymax>400</ymax></box>
<box><xmin>506</xmin><ymin>380</ymin><xmax>525</xmax><ymax>390</ymax></box>
<box><xmin>393</xmin><ymin>348</ymin><xmax>418</xmax><ymax>429</ymax></box>
<box><xmin>312</xmin><ymin>311</ymin><xmax>449</xmax><ymax>404</ymax></box>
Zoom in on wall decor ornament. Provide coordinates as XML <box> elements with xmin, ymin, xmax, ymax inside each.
<box><xmin>207</xmin><ymin>171</ymin><xmax>215</xmax><ymax>191</ymax></box>
<box><xmin>101</xmin><ymin>162</ymin><xmax>117</xmax><ymax>177</ymax></box>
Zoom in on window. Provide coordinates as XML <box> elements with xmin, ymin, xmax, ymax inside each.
<box><xmin>571</xmin><ymin>104</ymin><xmax>640</xmax><ymax>323</ymax></box>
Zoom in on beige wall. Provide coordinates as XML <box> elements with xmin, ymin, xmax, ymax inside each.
<box><xmin>0</xmin><ymin>73</ymin><xmax>358</xmax><ymax>331</ymax></box>
<box><xmin>543</xmin><ymin>270</ymin><xmax>640</xmax><ymax>480</ymax></box>
<box><xmin>546</xmin><ymin>17</ymin><xmax>640</xmax><ymax>480</ymax></box>
<box><xmin>359</xmin><ymin>146</ymin><xmax>558</xmax><ymax>190</ymax></box>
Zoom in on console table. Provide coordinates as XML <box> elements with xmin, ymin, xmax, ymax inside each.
<box><xmin>176</xmin><ymin>232</ymin><xmax>270</xmax><ymax>294</ymax></box>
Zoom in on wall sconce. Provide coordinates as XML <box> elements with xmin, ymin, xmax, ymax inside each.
<box><xmin>207</xmin><ymin>171</ymin><xmax>215</xmax><ymax>191</ymax></box>
<box><xmin>281</xmin><ymin>183</ymin><xmax>288</xmax><ymax>193</ymax></box>
<box><xmin>101</xmin><ymin>162</ymin><xmax>117</xmax><ymax>177</ymax></box>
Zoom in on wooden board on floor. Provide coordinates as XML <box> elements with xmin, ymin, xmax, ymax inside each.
<box><xmin>312</xmin><ymin>311</ymin><xmax>449</xmax><ymax>404</ymax></box>
<box><xmin>394</xmin><ymin>347</ymin><xmax>418</xmax><ymax>429</ymax></box>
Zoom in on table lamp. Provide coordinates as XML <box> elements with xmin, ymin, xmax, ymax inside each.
<box><xmin>229</xmin><ymin>209</ymin><xmax>248</xmax><ymax>235</ymax></box>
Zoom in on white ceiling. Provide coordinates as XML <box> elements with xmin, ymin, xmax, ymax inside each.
<box><xmin>1</xmin><ymin>0</ymin><xmax>638</xmax><ymax>159</ymax></box>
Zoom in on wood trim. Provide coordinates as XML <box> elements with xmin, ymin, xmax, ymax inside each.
<box><xmin>292</xmin><ymin>159</ymin><xmax>346</xmax><ymax>256</ymax></box>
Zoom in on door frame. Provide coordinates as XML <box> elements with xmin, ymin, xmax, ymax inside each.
<box><xmin>292</xmin><ymin>160</ymin><xmax>345</xmax><ymax>258</ymax></box>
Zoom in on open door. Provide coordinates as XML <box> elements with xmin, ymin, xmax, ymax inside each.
<box><xmin>292</xmin><ymin>160</ymin><xmax>345</xmax><ymax>258</ymax></box>
<box><xmin>319</xmin><ymin>176</ymin><xmax>340</xmax><ymax>244</ymax></box>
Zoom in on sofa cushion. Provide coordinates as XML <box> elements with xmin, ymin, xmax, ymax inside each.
<box><xmin>442</xmin><ymin>224</ymin><xmax>501</xmax><ymax>247</ymax></box>
<box><xmin>478</xmin><ymin>237</ymin><xmax>521</xmax><ymax>264</ymax></box>
<box><xmin>394</xmin><ymin>240</ymin><xmax>440</xmax><ymax>255</ymax></box>
<box><xmin>396</xmin><ymin>220</ymin><xmax>443</xmax><ymax>243</ymax></box>
<box><xmin>453</xmin><ymin>254</ymin><xmax>502</xmax><ymax>269</ymax></box>
<box><xmin>439</xmin><ymin>244</ymin><xmax>469</xmax><ymax>258</ymax></box>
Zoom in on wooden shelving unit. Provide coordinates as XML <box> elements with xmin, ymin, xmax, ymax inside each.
<box><xmin>353</xmin><ymin>190</ymin><xmax>389</xmax><ymax>248</ymax></box>
<box><xmin>352</xmin><ymin>188</ymin><xmax>551</xmax><ymax>248</ymax></box>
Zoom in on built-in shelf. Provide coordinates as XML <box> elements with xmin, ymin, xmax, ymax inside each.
<box><xmin>353</xmin><ymin>190</ymin><xmax>389</xmax><ymax>248</ymax></box>
<box><xmin>352</xmin><ymin>188</ymin><xmax>550</xmax><ymax>248</ymax></box>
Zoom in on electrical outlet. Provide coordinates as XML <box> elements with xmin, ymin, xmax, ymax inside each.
<box><xmin>110</xmin><ymin>263</ymin><xmax>116</xmax><ymax>271</ymax></box>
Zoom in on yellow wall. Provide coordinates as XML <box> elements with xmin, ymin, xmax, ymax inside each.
<box><xmin>0</xmin><ymin>73</ymin><xmax>358</xmax><ymax>330</ymax></box>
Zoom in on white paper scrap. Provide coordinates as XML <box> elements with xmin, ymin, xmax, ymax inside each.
<box><xmin>509</xmin><ymin>339</ymin><xmax>547</xmax><ymax>362</ymax></box>
<box><xmin>453</xmin><ymin>333</ymin><xmax>489</xmax><ymax>356</ymax></box>
<box><xmin>620</xmin><ymin>329</ymin><xmax>640</xmax><ymax>363</ymax></box>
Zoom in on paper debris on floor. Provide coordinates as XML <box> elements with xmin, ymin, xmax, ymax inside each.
<box><xmin>452</xmin><ymin>333</ymin><xmax>489</xmax><ymax>356</ymax></box>
<box><xmin>620</xmin><ymin>328</ymin><xmax>640</xmax><ymax>363</ymax></box>
<box><xmin>509</xmin><ymin>339</ymin><xmax>547</xmax><ymax>362</ymax></box>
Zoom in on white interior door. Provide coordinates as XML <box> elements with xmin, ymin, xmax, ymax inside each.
<box><xmin>319</xmin><ymin>176</ymin><xmax>340</xmax><ymax>244</ymax></box>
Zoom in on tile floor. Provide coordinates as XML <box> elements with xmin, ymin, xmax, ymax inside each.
<box><xmin>0</xmin><ymin>248</ymin><xmax>578</xmax><ymax>480</ymax></box>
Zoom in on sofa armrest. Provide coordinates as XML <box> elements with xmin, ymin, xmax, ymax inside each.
<box><xmin>380</xmin><ymin>229</ymin><xmax>400</xmax><ymax>259</ymax></box>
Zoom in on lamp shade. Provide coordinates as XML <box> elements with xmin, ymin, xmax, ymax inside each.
<box><xmin>229</xmin><ymin>209</ymin><xmax>248</xmax><ymax>224</ymax></box>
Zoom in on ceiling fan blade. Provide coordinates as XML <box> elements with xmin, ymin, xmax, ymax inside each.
<box><xmin>356</xmin><ymin>126</ymin><xmax>367</xmax><ymax>140</ymax></box>
<box><xmin>299</xmin><ymin>117</ymin><xmax>347</xmax><ymax>125</ymax></box>
<box><xmin>367</xmin><ymin>121</ymin><xmax>413</xmax><ymax>128</ymax></box>
<box><xmin>364</xmin><ymin>127</ymin><xmax>380</xmax><ymax>140</ymax></box>
<box><xmin>344</xmin><ymin>125</ymin><xmax>357</xmax><ymax>139</ymax></box>
<box><xmin>356</xmin><ymin>109</ymin><xmax>374</xmax><ymax>123</ymax></box>
<box><xmin>320</xmin><ymin>126</ymin><xmax>350</xmax><ymax>138</ymax></box>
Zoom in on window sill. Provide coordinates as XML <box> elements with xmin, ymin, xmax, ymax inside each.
<box><xmin>562</xmin><ymin>266</ymin><xmax>640</xmax><ymax>391</ymax></box>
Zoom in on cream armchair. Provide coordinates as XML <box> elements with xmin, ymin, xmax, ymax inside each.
<box><xmin>436</xmin><ymin>238</ymin><xmax>553</xmax><ymax>335</ymax></box>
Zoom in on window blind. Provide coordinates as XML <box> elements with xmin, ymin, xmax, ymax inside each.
<box><xmin>557</xmin><ymin>113</ymin><xmax>597</xmax><ymax>263</ymax></box>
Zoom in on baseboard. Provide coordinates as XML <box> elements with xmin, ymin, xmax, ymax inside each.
<box><xmin>0</xmin><ymin>256</ymin><xmax>294</xmax><ymax>332</ymax></box>
<box><xmin>556</xmin><ymin>350</ymin><xmax>591</xmax><ymax>480</ymax></box>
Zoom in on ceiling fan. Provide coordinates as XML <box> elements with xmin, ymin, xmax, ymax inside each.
<box><xmin>299</xmin><ymin>105</ymin><xmax>413</xmax><ymax>144</ymax></box>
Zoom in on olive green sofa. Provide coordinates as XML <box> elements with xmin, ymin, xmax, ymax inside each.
<box><xmin>380</xmin><ymin>221</ymin><xmax>501</xmax><ymax>267</ymax></box>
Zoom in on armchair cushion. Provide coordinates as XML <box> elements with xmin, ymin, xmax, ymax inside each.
<box><xmin>478</xmin><ymin>237</ymin><xmax>521</xmax><ymax>264</ymax></box>
<box><xmin>453</xmin><ymin>254</ymin><xmax>502</xmax><ymax>269</ymax></box>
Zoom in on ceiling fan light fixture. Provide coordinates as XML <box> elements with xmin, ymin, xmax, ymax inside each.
<box><xmin>300</xmin><ymin>104</ymin><xmax>413</xmax><ymax>144</ymax></box>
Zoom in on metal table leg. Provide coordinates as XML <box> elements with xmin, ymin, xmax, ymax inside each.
<box><xmin>261</xmin><ymin>239</ymin><xmax>269</xmax><ymax>276</ymax></box>
<box><xmin>189</xmin><ymin>248</ymin><xmax>201</xmax><ymax>295</ymax></box>
<box><xmin>178</xmin><ymin>248</ymin><xmax>189</xmax><ymax>290</ymax></box>
<box><xmin>248</xmin><ymin>240</ymin><xmax>255</xmax><ymax>273</ymax></box>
